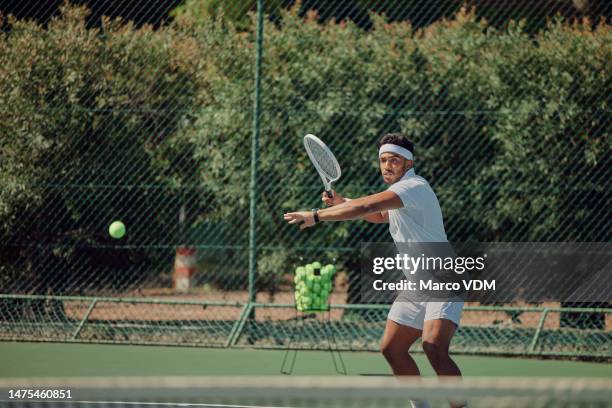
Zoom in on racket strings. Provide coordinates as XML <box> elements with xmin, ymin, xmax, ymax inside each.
<box><xmin>305</xmin><ymin>138</ymin><xmax>339</xmax><ymax>179</ymax></box>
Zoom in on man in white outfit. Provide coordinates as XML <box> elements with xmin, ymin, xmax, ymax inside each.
<box><xmin>284</xmin><ymin>133</ymin><xmax>464</xmax><ymax>408</ymax></box>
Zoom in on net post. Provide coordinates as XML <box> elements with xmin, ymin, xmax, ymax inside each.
<box><xmin>248</xmin><ymin>0</ymin><xmax>264</xmax><ymax>305</ymax></box>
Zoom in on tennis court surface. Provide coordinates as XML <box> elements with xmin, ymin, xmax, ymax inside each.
<box><xmin>2</xmin><ymin>342</ymin><xmax>612</xmax><ymax>378</ymax></box>
<box><xmin>2</xmin><ymin>343</ymin><xmax>612</xmax><ymax>407</ymax></box>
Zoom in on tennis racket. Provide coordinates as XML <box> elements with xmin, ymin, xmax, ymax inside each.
<box><xmin>303</xmin><ymin>134</ymin><xmax>341</xmax><ymax>199</ymax></box>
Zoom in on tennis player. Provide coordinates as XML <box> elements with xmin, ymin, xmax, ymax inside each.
<box><xmin>284</xmin><ymin>133</ymin><xmax>465</xmax><ymax>408</ymax></box>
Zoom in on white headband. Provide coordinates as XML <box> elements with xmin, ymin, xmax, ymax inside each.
<box><xmin>379</xmin><ymin>144</ymin><xmax>413</xmax><ymax>161</ymax></box>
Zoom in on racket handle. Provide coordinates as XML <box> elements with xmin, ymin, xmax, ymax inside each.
<box><xmin>326</xmin><ymin>190</ymin><xmax>333</xmax><ymax>199</ymax></box>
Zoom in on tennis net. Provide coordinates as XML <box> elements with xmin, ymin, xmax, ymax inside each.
<box><xmin>1</xmin><ymin>376</ymin><xmax>611</xmax><ymax>408</ymax></box>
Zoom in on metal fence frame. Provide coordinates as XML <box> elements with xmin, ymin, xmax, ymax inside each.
<box><xmin>2</xmin><ymin>294</ymin><xmax>610</xmax><ymax>359</ymax></box>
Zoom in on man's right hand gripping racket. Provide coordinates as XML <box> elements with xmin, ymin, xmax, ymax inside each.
<box><xmin>303</xmin><ymin>134</ymin><xmax>341</xmax><ymax>200</ymax></box>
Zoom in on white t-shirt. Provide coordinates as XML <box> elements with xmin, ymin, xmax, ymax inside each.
<box><xmin>387</xmin><ymin>168</ymin><xmax>447</xmax><ymax>243</ymax></box>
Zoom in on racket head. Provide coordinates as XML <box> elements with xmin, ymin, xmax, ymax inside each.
<box><xmin>303</xmin><ymin>134</ymin><xmax>341</xmax><ymax>187</ymax></box>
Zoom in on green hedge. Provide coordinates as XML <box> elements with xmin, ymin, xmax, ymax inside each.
<box><xmin>0</xmin><ymin>5</ymin><xmax>609</xmax><ymax>296</ymax></box>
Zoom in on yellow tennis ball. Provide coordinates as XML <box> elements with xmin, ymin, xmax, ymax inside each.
<box><xmin>109</xmin><ymin>221</ymin><xmax>126</xmax><ymax>239</ymax></box>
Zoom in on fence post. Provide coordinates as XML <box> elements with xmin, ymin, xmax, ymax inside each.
<box><xmin>72</xmin><ymin>298</ymin><xmax>98</xmax><ymax>340</ymax></box>
<box><xmin>249</xmin><ymin>0</ymin><xmax>264</xmax><ymax>304</ymax></box>
<box><xmin>529</xmin><ymin>308</ymin><xmax>549</xmax><ymax>354</ymax></box>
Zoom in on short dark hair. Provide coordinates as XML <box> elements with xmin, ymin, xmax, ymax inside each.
<box><xmin>377</xmin><ymin>133</ymin><xmax>414</xmax><ymax>155</ymax></box>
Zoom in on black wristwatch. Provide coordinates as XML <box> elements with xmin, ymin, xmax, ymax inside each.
<box><xmin>312</xmin><ymin>208</ymin><xmax>320</xmax><ymax>224</ymax></box>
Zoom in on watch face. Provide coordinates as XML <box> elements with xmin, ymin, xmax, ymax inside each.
<box><xmin>313</xmin><ymin>209</ymin><xmax>320</xmax><ymax>223</ymax></box>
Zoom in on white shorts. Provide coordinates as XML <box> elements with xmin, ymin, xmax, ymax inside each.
<box><xmin>388</xmin><ymin>300</ymin><xmax>464</xmax><ymax>331</ymax></box>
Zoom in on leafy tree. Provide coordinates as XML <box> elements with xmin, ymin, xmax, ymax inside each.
<box><xmin>0</xmin><ymin>5</ymin><xmax>201</xmax><ymax>303</ymax></box>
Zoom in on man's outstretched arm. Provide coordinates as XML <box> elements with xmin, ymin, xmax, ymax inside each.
<box><xmin>322</xmin><ymin>191</ymin><xmax>388</xmax><ymax>224</ymax></box>
<box><xmin>284</xmin><ymin>191</ymin><xmax>403</xmax><ymax>229</ymax></box>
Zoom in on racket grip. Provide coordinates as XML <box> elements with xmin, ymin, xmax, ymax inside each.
<box><xmin>326</xmin><ymin>190</ymin><xmax>333</xmax><ymax>199</ymax></box>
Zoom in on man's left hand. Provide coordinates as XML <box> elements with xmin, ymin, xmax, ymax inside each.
<box><xmin>283</xmin><ymin>211</ymin><xmax>316</xmax><ymax>230</ymax></box>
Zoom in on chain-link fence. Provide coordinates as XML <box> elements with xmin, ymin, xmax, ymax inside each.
<box><xmin>1</xmin><ymin>0</ymin><xmax>610</xmax><ymax>357</ymax></box>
